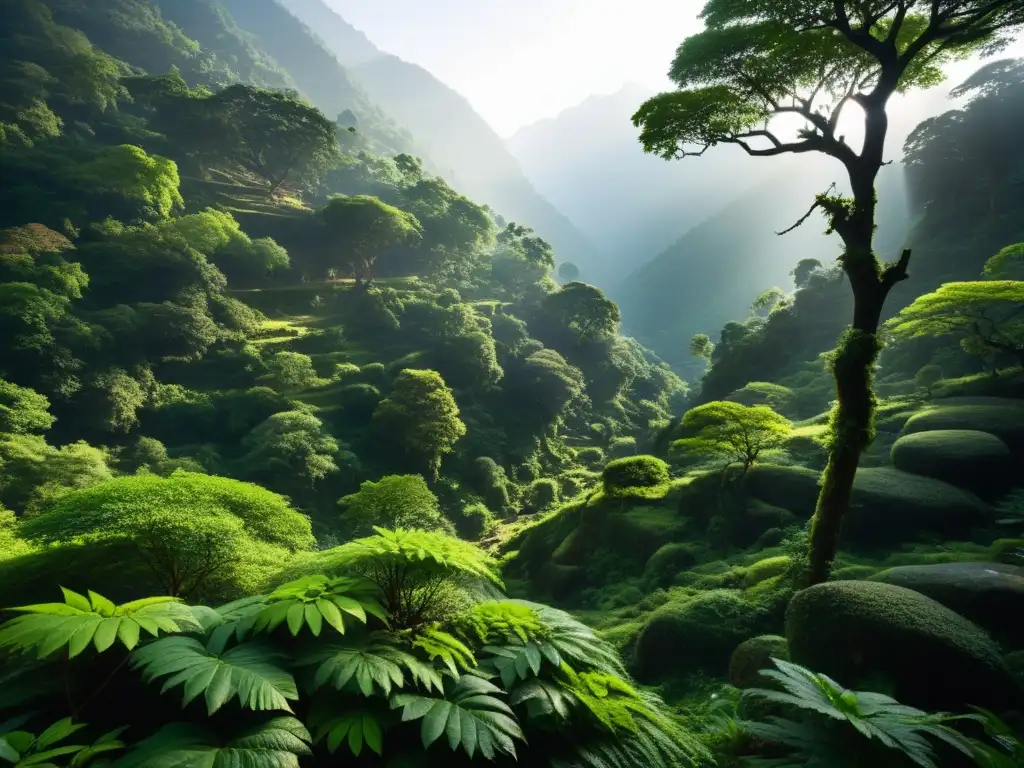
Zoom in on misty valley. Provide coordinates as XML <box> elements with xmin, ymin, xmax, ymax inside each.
<box><xmin>0</xmin><ymin>1</ymin><xmax>1023</xmax><ymax>767</ymax></box>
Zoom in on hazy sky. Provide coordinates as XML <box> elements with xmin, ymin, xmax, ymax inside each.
<box><xmin>327</xmin><ymin>0</ymin><xmax>1024</xmax><ymax>138</ymax></box>
<box><xmin>327</xmin><ymin>0</ymin><xmax>702</xmax><ymax>136</ymax></box>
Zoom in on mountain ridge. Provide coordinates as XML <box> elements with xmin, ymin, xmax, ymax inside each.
<box><xmin>279</xmin><ymin>0</ymin><xmax>610</xmax><ymax>282</ymax></box>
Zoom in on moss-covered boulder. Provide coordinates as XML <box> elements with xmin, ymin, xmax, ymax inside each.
<box><xmin>890</xmin><ymin>429</ymin><xmax>1013</xmax><ymax>498</ymax></box>
<box><xmin>902</xmin><ymin>400</ymin><xmax>1024</xmax><ymax>452</ymax></box>
<box><xmin>643</xmin><ymin>542</ymin><xmax>700</xmax><ymax>587</ymax></box>
<box><xmin>870</xmin><ymin>562</ymin><xmax>1024</xmax><ymax>643</ymax></box>
<box><xmin>747</xmin><ymin>465</ymin><xmax>989</xmax><ymax>548</ymax></box>
<box><xmin>787</xmin><ymin>580</ymin><xmax>1019</xmax><ymax>711</ymax></box>
<box><xmin>745</xmin><ymin>465</ymin><xmax>820</xmax><ymax>515</ymax></box>
<box><xmin>729</xmin><ymin>635</ymin><xmax>789</xmax><ymax>689</ymax></box>
<box><xmin>635</xmin><ymin>590</ymin><xmax>765</xmax><ymax>680</ymax></box>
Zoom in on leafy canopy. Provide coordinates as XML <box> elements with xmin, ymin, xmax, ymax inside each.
<box><xmin>673</xmin><ymin>400</ymin><xmax>792</xmax><ymax>470</ymax></box>
<box><xmin>371</xmin><ymin>369</ymin><xmax>466</xmax><ymax>481</ymax></box>
<box><xmin>338</xmin><ymin>474</ymin><xmax>452</xmax><ymax>538</ymax></box>
<box><xmin>634</xmin><ymin>1</ymin><xmax>1023</xmax><ymax>163</ymax></box>
<box><xmin>885</xmin><ymin>280</ymin><xmax>1024</xmax><ymax>365</ymax></box>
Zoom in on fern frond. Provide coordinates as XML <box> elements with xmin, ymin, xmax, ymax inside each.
<box><xmin>206</xmin><ymin>595</ymin><xmax>267</xmax><ymax>655</ymax></box>
<box><xmin>511</xmin><ymin>600</ymin><xmax>625</xmax><ymax>676</ymax></box>
<box><xmin>408</xmin><ymin>627</ymin><xmax>476</xmax><ymax>677</ymax></box>
<box><xmin>508</xmin><ymin>678</ymin><xmax>576</xmax><ymax>721</ymax></box>
<box><xmin>742</xmin><ymin>659</ymin><xmax>978</xmax><ymax>768</ymax></box>
<box><xmin>305</xmin><ymin>698</ymin><xmax>385</xmax><ymax>757</ymax></box>
<box><xmin>0</xmin><ymin>718</ymin><xmax>125</xmax><ymax>768</ymax></box>
<box><xmin>117</xmin><ymin>717</ymin><xmax>311</xmax><ymax>768</ymax></box>
<box><xmin>131</xmin><ymin>636</ymin><xmax>298</xmax><ymax>714</ymax></box>
<box><xmin>480</xmin><ymin>639</ymin><xmax>561</xmax><ymax>688</ymax></box>
<box><xmin>455</xmin><ymin>602</ymin><xmax>547</xmax><ymax>645</ymax></box>
<box><xmin>0</xmin><ymin>589</ymin><xmax>199</xmax><ymax>659</ymax></box>
<box><xmin>277</xmin><ymin>528</ymin><xmax>502</xmax><ymax>587</ymax></box>
<box><xmin>301</xmin><ymin>636</ymin><xmax>443</xmax><ymax>696</ymax></box>
<box><xmin>253</xmin><ymin>575</ymin><xmax>385</xmax><ymax>638</ymax></box>
<box><xmin>391</xmin><ymin>674</ymin><xmax>524</xmax><ymax>760</ymax></box>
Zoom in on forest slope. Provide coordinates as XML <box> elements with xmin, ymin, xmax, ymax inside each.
<box><xmin>278</xmin><ymin>0</ymin><xmax>610</xmax><ymax>282</ymax></box>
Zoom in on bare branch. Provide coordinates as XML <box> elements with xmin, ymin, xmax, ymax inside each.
<box><xmin>776</xmin><ymin>182</ymin><xmax>838</xmax><ymax>235</ymax></box>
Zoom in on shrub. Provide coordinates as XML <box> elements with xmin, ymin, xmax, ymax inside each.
<box><xmin>453</xmin><ymin>502</ymin><xmax>492</xmax><ymax>540</ymax></box>
<box><xmin>602</xmin><ymin>455</ymin><xmax>671</xmax><ymax>499</ymax></box>
<box><xmin>728</xmin><ymin>634</ymin><xmax>789</xmax><ymax>689</ymax></box>
<box><xmin>360</xmin><ymin>361</ymin><xmax>387</xmax><ymax>384</ymax></box>
<box><xmin>608</xmin><ymin>436</ymin><xmax>637</xmax><ymax>458</ymax></box>
<box><xmin>635</xmin><ymin>590</ymin><xmax>765</xmax><ymax>679</ymax></box>
<box><xmin>576</xmin><ymin>446</ymin><xmax>605</xmax><ymax>468</ymax></box>
<box><xmin>643</xmin><ymin>542</ymin><xmax>699</xmax><ymax>587</ymax></box>
<box><xmin>525</xmin><ymin>478</ymin><xmax>559</xmax><ymax>512</ymax></box>
<box><xmin>338</xmin><ymin>475</ymin><xmax>451</xmax><ymax>537</ymax></box>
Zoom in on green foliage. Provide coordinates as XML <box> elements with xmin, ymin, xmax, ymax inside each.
<box><xmin>119</xmin><ymin>718</ymin><xmax>312</xmax><ymax>768</ymax></box>
<box><xmin>0</xmin><ymin>379</ymin><xmax>54</xmax><ymax>435</ymax></box>
<box><xmin>0</xmin><ymin>717</ymin><xmax>126</xmax><ymax>768</ymax></box>
<box><xmin>131</xmin><ymin>635</ymin><xmax>299</xmax><ymax>714</ymax></box>
<box><xmin>673</xmin><ymin>401</ymin><xmax>792</xmax><ymax>471</ymax></box>
<box><xmin>239</xmin><ymin>410</ymin><xmax>340</xmax><ymax>491</ymax></box>
<box><xmin>886</xmin><ymin>280</ymin><xmax>1024</xmax><ymax>367</ymax></box>
<box><xmin>0</xmin><ymin>588</ymin><xmax>199</xmax><ymax>659</ymax></box>
<box><xmin>392</xmin><ymin>674</ymin><xmax>525</xmax><ymax>759</ymax></box>
<box><xmin>740</xmin><ymin>658</ymin><xmax>977</xmax><ymax>767</ymax></box>
<box><xmin>984</xmin><ymin>242</ymin><xmax>1024</xmax><ymax>279</ymax></box>
<box><xmin>254</xmin><ymin>575</ymin><xmax>385</xmax><ymax>638</ymax></box>
<box><xmin>690</xmin><ymin>333</ymin><xmax>715</xmax><ymax>360</ymax></box>
<box><xmin>372</xmin><ymin>369</ymin><xmax>466</xmax><ymax>480</ymax></box>
<box><xmin>0</xmin><ymin>435</ymin><xmax>113</xmax><ymax>515</ymax></box>
<box><xmin>452</xmin><ymin>502</ymin><xmax>493</xmax><ymax>540</ymax></box>
<box><xmin>317</xmin><ymin>195</ymin><xmax>423</xmax><ymax>280</ymax></box>
<box><xmin>601</xmin><ymin>455</ymin><xmax>671</xmax><ymax>499</ymax></box>
<box><xmin>19</xmin><ymin>472</ymin><xmax>314</xmax><ymax>599</ymax></box>
<box><xmin>338</xmin><ymin>475</ymin><xmax>452</xmax><ymax>537</ymax></box>
<box><xmin>536</xmin><ymin>282</ymin><xmax>621</xmax><ymax>344</ymax></box>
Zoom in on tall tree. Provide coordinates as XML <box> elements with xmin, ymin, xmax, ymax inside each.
<box><xmin>633</xmin><ymin>0</ymin><xmax>1024</xmax><ymax>584</ymax></box>
<box><xmin>317</xmin><ymin>195</ymin><xmax>423</xmax><ymax>282</ymax></box>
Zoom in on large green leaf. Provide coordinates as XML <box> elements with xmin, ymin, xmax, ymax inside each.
<box><xmin>302</xmin><ymin>637</ymin><xmax>443</xmax><ymax>696</ymax></box>
<box><xmin>115</xmin><ymin>718</ymin><xmax>311</xmax><ymax>768</ymax></box>
<box><xmin>0</xmin><ymin>718</ymin><xmax>125</xmax><ymax>768</ymax></box>
<box><xmin>252</xmin><ymin>576</ymin><xmax>385</xmax><ymax>638</ymax></box>
<box><xmin>481</xmin><ymin>639</ymin><xmax>561</xmax><ymax>689</ymax></box>
<box><xmin>391</xmin><ymin>675</ymin><xmax>524</xmax><ymax>760</ymax></box>
<box><xmin>305</xmin><ymin>699</ymin><xmax>385</xmax><ymax>757</ymax></box>
<box><xmin>0</xmin><ymin>590</ymin><xmax>200</xmax><ymax>659</ymax></box>
<box><xmin>509</xmin><ymin>678</ymin><xmax>577</xmax><ymax>721</ymax></box>
<box><xmin>131</xmin><ymin>636</ymin><xmax>298</xmax><ymax>714</ymax></box>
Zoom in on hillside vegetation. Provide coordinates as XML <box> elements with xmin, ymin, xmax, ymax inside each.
<box><xmin>1</xmin><ymin>1</ymin><xmax>1023</xmax><ymax>767</ymax></box>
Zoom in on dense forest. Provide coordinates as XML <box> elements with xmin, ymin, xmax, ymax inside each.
<box><xmin>0</xmin><ymin>1</ymin><xmax>1022</xmax><ymax>767</ymax></box>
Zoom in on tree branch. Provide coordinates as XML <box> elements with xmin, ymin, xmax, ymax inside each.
<box><xmin>776</xmin><ymin>182</ymin><xmax>838</xmax><ymax>235</ymax></box>
<box><xmin>881</xmin><ymin>248</ymin><xmax>913</xmax><ymax>288</ymax></box>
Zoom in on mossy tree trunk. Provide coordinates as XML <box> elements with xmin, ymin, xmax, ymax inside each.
<box><xmin>805</xmin><ymin>90</ymin><xmax>911</xmax><ymax>585</ymax></box>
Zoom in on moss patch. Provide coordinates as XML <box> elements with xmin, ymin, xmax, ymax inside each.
<box><xmin>786</xmin><ymin>580</ymin><xmax>1019</xmax><ymax>711</ymax></box>
<box><xmin>635</xmin><ymin>590</ymin><xmax>767</xmax><ymax>681</ymax></box>
<box><xmin>902</xmin><ymin>400</ymin><xmax>1024</xmax><ymax>451</ymax></box>
<box><xmin>890</xmin><ymin>429</ymin><xmax>1013</xmax><ymax>498</ymax></box>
